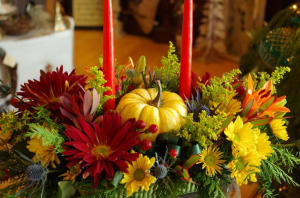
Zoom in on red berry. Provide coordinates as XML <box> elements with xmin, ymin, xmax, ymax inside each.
<box><xmin>136</xmin><ymin>120</ymin><xmax>146</xmax><ymax>129</ymax></box>
<box><xmin>236</xmin><ymin>85</ymin><xmax>246</xmax><ymax>96</ymax></box>
<box><xmin>116</xmin><ymin>84</ymin><xmax>121</xmax><ymax>92</ymax></box>
<box><xmin>169</xmin><ymin>149</ymin><xmax>178</xmax><ymax>157</ymax></box>
<box><xmin>140</xmin><ymin>140</ymin><xmax>152</xmax><ymax>151</ymax></box>
<box><xmin>120</xmin><ymin>75</ymin><xmax>127</xmax><ymax>81</ymax></box>
<box><xmin>148</xmin><ymin>124</ymin><xmax>158</xmax><ymax>133</ymax></box>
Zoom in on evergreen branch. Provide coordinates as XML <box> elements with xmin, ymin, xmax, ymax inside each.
<box><xmin>25</xmin><ymin>124</ymin><xmax>64</xmax><ymax>153</ymax></box>
<box><xmin>261</xmin><ymin>159</ymin><xmax>299</xmax><ymax>186</ymax></box>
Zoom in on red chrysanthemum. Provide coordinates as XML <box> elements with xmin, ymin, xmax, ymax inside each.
<box><xmin>63</xmin><ymin>111</ymin><xmax>140</xmax><ymax>187</ymax></box>
<box><xmin>11</xmin><ymin>66</ymin><xmax>87</xmax><ymax>113</ymax></box>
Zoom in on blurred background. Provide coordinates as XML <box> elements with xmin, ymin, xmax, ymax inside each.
<box><xmin>0</xmin><ymin>0</ymin><xmax>299</xmax><ymax>197</ymax></box>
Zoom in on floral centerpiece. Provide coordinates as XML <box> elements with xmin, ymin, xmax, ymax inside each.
<box><xmin>0</xmin><ymin>42</ymin><xmax>299</xmax><ymax>198</ymax></box>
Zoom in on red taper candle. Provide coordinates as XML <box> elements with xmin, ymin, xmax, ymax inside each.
<box><xmin>179</xmin><ymin>0</ymin><xmax>193</xmax><ymax>99</ymax></box>
<box><xmin>103</xmin><ymin>0</ymin><xmax>115</xmax><ymax>110</ymax></box>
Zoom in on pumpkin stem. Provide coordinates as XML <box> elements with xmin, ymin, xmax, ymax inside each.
<box><xmin>152</xmin><ymin>80</ymin><xmax>162</xmax><ymax>107</ymax></box>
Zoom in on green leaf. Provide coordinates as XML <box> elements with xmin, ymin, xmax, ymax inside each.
<box><xmin>58</xmin><ymin>181</ymin><xmax>76</xmax><ymax>198</ymax></box>
<box><xmin>241</xmin><ymin>99</ymin><xmax>254</xmax><ymax>117</ymax></box>
<box><xmin>182</xmin><ymin>169</ymin><xmax>191</xmax><ymax>181</ymax></box>
<box><xmin>257</xmin><ymin>96</ymin><xmax>275</xmax><ymax>113</ymax></box>
<box><xmin>220</xmin><ymin>115</ymin><xmax>234</xmax><ymax>132</ymax></box>
<box><xmin>111</xmin><ymin>171</ymin><xmax>124</xmax><ymax>187</ymax></box>
<box><xmin>250</xmin><ymin>117</ymin><xmax>272</xmax><ymax>126</ymax></box>
<box><xmin>183</xmin><ymin>155</ymin><xmax>201</xmax><ymax>169</ymax></box>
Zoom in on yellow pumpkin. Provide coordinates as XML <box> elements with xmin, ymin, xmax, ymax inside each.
<box><xmin>116</xmin><ymin>81</ymin><xmax>187</xmax><ymax>141</ymax></box>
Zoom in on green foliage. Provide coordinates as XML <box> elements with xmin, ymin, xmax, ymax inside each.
<box><xmin>200</xmin><ymin>69</ymin><xmax>241</xmax><ymax>108</ymax></box>
<box><xmin>87</xmin><ymin>66</ymin><xmax>113</xmax><ymax>112</ymax></box>
<box><xmin>258</xmin><ymin>146</ymin><xmax>300</xmax><ymax>198</ymax></box>
<box><xmin>32</xmin><ymin>106</ymin><xmax>63</xmax><ymax>131</ymax></box>
<box><xmin>193</xmin><ymin>170</ymin><xmax>230</xmax><ymax>198</ymax></box>
<box><xmin>155</xmin><ymin>42</ymin><xmax>180</xmax><ymax>92</ymax></box>
<box><xmin>0</xmin><ymin>111</ymin><xmax>31</xmax><ymax>142</ymax></box>
<box><xmin>75</xmin><ymin>176</ymin><xmax>195</xmax><ymax>198</ymax></box>
<box><xmin>26</xmin><ymin>124</ymin><xmax>64</xmax><ymax>153</ymax></box>
<box><xmin>250</xmin><ymin>66</ymin><xmax>290</xmax><ymax>92</ymax></box>
<box><xmin>174</xmin><ymin>111</ymin><xmax>226</xmax><ymax>148</ymax></box>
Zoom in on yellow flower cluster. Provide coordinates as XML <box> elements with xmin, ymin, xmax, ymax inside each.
<box><xmin>225</xmin><ymin>116</ymin><xmax>273</xmax><ymax>185</ymax></box>
<box><xmin>27</xmin><ymin>138</ymin><xmax>60</xmax><ymax>168</ymax></box>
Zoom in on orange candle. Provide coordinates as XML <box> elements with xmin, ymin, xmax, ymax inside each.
<box><xmin>179</xmin><ymin>0</ymin><xmax>193</xmax><ymax>99</ymax></box>
<box><xmin>103</xmin><ymin>0</ymin><xmax>116</xmax><ymax>110</ymax></box>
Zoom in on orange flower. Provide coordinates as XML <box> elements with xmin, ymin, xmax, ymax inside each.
<box><xmin>241</xmin><ymin>74</ymin><xmax>290</xmax><ymax>124</ymax></box>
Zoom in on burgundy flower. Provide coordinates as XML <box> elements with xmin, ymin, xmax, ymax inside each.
<box><xmin>11</xmin><ymin>66</ymin><xmax>87</xmax><ymax>113</ymax></box>
<box><xmin>63</xmin><ymin>111</ymin><xmax>140</xmax><ymax>187</ymax></box>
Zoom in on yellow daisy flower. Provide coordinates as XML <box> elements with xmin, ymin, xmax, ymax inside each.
<box><xmin>269</xmin><ymin>119</ymin><xmax>289</xmax><ymax>141</ymax></box>
<box><xmin>228</xmin><ymin>157</ymin><xmax>260</xmax><ymax>185</ymax></box>
<box><xmin>199</xmin><ymin>146</ymin><xmax>225</xmax><ymax>176</ymax></box>
<box><xmin>224</xmin><ymin>116</ymin><xmax>259</xmax><ymax>155</ymax></box>
<box><xmin>256</xmin><ymin>133</ymin><xmax>273</xmax><ymax>160</ymax></box>
<box><xmin>121</xmin><ymin>154</ymin><xmax>156</xmax><ymax>197</ymax></box>
<box><xmin>27</xmin><ymin>138</ymin><xmax>60</xmax><ymax>168</ymax></box>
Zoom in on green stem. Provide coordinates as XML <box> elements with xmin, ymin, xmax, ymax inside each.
<box><xmin>152</xmin><ymin>80</ymin><xmax>162</xmax><ymax>107</ymax></box>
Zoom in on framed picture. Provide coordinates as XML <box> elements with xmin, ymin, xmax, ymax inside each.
<box><xmin>71</xmin><ymin>0</ymin><xmax>103</xmax><ymax>28</ymax></box>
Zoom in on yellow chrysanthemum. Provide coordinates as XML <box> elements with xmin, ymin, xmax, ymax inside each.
<box><xmin>226</xmin><ymin>117</ymin><xmax>273</xmax><ymax>184</ymax></box>
<box><xmin>224</xmin><ymin>116</ymin><xmax>259</xmax><ymax>155</ymax></box>
<box><xmin>121</xmin><ymin>154</ymin><xmax>156</xmax><ymax>197</ymax></box>
<box><xmin>27</xmin><ymin>138</ymin><xmax>60</xmax><ymax>168</ymax></box>
<box><xmin>60</xmin><ymin>163</ymin><xmax>82</xmax><ymax>183</ymax></box>
<box><xmin>256</xmin><ymin>133</ymin><xmax>273</xmax><ymax>160</ymax></box>
<box><xmin>198</xmin><ymin>146</ymin><xmax>225</xmax><ymax>176</ymax></box>
<box><xmin>269</xmin><ymin>119</ymin><xmax>289</xmax><ymax>141</ymax></box>
<box><xmin>228</xmin><ymin>157</ymin><xmax>260</xmax><ymax>185</ymax></box>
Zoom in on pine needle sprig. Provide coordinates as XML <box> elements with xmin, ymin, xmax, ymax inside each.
<box><xmin>25</xmin><ymin>124</ymin><xmax>64</xmax><ymax>153</ymax></box>
<box><xmin>258</xmin><ymin>146</ymin><xmax>300</xmax><ymax>197</ymax></box>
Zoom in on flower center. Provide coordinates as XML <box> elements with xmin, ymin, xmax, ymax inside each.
<box><xmin>204</xmin><ymin>155</ymin><xmax>215</xmax><ymax>166</ymax></box>
<box><xmin>134</xmin><ymin>169</ymin><xmax>145</xmax><ymax>181</ymax></box>
<box><xmin>91</xmin><ymin>145</ymin><xmax>111</xmax><ymax>158</ymax></box>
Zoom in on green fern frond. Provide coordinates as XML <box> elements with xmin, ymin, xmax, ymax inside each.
<box><xmin>26</xmin><ymin>124</ymin><xmax>64</xmax><ymax>153</ymax></box>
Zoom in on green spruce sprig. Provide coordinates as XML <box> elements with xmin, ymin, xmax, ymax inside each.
<box><xmin>258</xmin><ymin>146</ymin><xmax>300</xmax><ymax>198</ymax></box>
<box><xmin>26</xmin><ymin>124</ymin><xmax>64</xmax><ymax>153</ymax></box>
